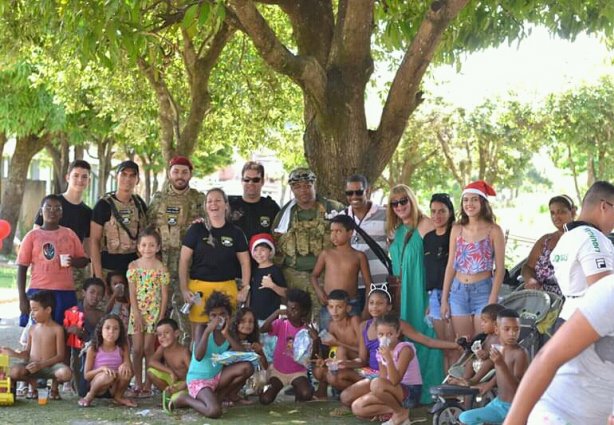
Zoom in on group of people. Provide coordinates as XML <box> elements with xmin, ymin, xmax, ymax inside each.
<box><xmin>1</xmin><ymin>153</ymin><xmax>614</xmax><ymax>425</ymax></box>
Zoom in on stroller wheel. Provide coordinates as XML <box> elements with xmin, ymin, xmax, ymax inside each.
<box><xmin>432</xmin><ymin>401</ymin><xmax>464</xmax><ymax>425</ymax></box>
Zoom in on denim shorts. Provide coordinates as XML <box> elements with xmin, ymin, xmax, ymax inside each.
<box><xmin>449</xmin><ymin>277</ymin><xmax>492</xmax><ymax>316</ymax></box>
<box><xmin>428</xmin><ymin>289</ymin><xmax>443</xmax><ymax>320</ymax></box>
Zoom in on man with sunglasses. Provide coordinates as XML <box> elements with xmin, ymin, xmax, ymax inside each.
<box><xmin>229</xmin><ymin>161</ymin><xmax>280</xmax><ymax>241</ymax></box>
<box><xmin>339</xmin><ymin>175</ymin><xmax>388</xmax><ymax>313</ymax></box>
<box><xmin>551</xmin><ymin>181</ymin><xmax>614</xmax><ymax>323</ymax></box>
<box><xmin>272</xmin><ymin>167</ymin><xmax>344</xmax><ymax>320</ymax></box>
<box><xmin>148</xmin><ymin>156</ymin><xmax>205</xmax><ymax>342</ymax></box>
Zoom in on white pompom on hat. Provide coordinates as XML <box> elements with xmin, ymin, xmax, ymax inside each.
<box><xmin>462</xmin><ymin>180</ymin><xmax>496</xmax><ymax>200</ymax></box>
<box><xmin>249</xmin><ymin>233</ymin><xmax>276</xmax><ymax>257</ymax></box>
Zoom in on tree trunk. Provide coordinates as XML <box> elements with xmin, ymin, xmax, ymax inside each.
<box><xmin>46</xmin><ymin>133</ymin><xmax>70</xmax><ymax>193</ymax></box>
<box><xmin>96</xmin><ymin>137</ymin><xmax>114</xmax><ymax>197</ymax></box>
<box><xmin>74</xmin><ymin>144</ymin><xmax>85</xmax><ymax>160</ymax></box>
<box><xmin>231</xmin><ymin>0</ymin><xmax>470</xmax><ymax>202</ymax></box>
<box><xmin>0</xmin><ymin>132</ymin><xmax>6</xmax><ymax>203</ymax></box>
<box><xmin>139</xmin><ymin>154</ymin><xmax>152</xmax><ymax>204</ymax></box>
<box><xmin>0</xmin><ymin>134</ymin><xmax>50</xmax><ymax>254</ymax></box>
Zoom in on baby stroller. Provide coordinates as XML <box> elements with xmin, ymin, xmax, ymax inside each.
<box><xmin>429</xmin><ymin>289</ymin><xmax>561</xmax><ymax>425</ymax></box>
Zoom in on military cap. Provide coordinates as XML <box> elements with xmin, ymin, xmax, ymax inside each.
<box><xmin>288</xmin><ymin>167</ymin><xmax>316</xmax><ymax>185</ymax></box>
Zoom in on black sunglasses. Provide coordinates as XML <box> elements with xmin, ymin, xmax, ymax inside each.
<box><xmin>242</xmin><ymin>177</ymin><xmax>262</xmax><ymax>183</ymax></box>
<box><xmin>345</xmin><ymin>189</ymin><xmax>365</xmax><ymax>197</ymax></box>
<box><xmin>390</xmin><ymin>197</ymin><xmax>409</xmax><ymax>208</ymax></box>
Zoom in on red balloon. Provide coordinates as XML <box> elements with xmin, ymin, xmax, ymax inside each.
<box><xmin>0</xmin><ymin>220</ymin><xmax>10</xmax><ymax>240</ymax></box>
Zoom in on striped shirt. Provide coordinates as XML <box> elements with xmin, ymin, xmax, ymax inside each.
<box><xmin>341</xmin><ymin>204</ymin><xmax>389</xmax><ymax>289</ymax></box>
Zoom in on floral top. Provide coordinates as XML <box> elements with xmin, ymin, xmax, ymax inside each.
<box><xmin>127</xmin><ymin>267</ymin><xmax>169</xmax><ymax>334</ymax></box>
<box><xmin>535</xmin><ymin>235</ymin><xmax>562</xmax><ymax>296</ymax></box>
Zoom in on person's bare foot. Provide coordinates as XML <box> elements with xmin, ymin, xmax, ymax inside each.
<box><xmin>113</xmin><ymin>397</ymin><xmax>137</xmax><ymax>407</ymax></box>
<box><xmin>313</xmin><ymin>385</ymin><xmax>328</xmax><ymax>400</ymax></box>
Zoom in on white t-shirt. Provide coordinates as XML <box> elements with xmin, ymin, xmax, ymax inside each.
<box><xmin>528</xmin><ymin>275</ymin><xmax>614</xmax><ymax>425</ymax></box>
<box><xmin>550</xmin><ymin>224</ymin><xmax>614</xmax><ymax>319</ymax></box>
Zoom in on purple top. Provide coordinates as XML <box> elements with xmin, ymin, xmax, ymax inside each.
<box><xmin>93</xmin><ymin>345</ymin><xmax>122</xmax><ymax>371</ymax></box>
<box><xmin>362</xmin><ymin>319</ymin><xmax>380</xmax><ymax>370</ymax></box>
<box><xmin>376</xmin><ymin>341</ymin><xmax>422</xmax><ymax>385</ymax></box>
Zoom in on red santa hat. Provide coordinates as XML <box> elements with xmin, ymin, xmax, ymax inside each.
<box><xmin>249</xmin><ymin>233</ymin><xmax>276</xmax><ymax>257</ymax></box>
<box><xmin>462</xmin><ymin>180</ymin><xmax>496</xmax><ymax>200</ymax></box>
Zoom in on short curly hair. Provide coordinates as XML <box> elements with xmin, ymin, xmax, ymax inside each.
<box><xmin>204</xmin><ymin>291</ymin><xmax>233</xmax><ymax>316</ymax></box>
<box><xmin>286</xmin><ymin>288</ymin><xmax>312</xmax><ymax>316</ymax></box>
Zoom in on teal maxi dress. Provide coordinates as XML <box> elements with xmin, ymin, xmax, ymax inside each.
<box><xmin>390</xmin><ymin>225</ymin><xmax>444</xmax><ymax>404</ymax></box>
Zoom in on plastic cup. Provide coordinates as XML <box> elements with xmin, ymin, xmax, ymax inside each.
<box><xmin>492</xmin><ymin>344</ymin><xmax>504</xmax><ymax>353</ymax></box>
<box><xmin>60</xmin><ymin>254</ymin><xmax>70</xmax><ymax>267</ymax></box>
<box><xmin>38</xmin><ymin>388</ymin><xmax>48</xmax><ymax>405</ymax></box>
<box><xmin>329</xmin><ymin>360</ymin><xmax>339</xmax><ymax>374</ymax></box>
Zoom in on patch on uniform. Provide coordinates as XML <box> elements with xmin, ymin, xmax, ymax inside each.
<box><xmin>231</xmin><ymin>209</ymin><xmax>244</xmax><ymax>222</ymax></box>
<box><xmin>260</xmin><ymin>216</ymin><xmax>271</xmax><ymax>228</ymax></box>
<box><xmin>221</xmin><ymin>236</ymin><xmax>234</xmax><ymax>247</ymax></box>
<box><xmin>42</xmin><ymin>242</ymin><xmax>56</xmax><ymax>260</ymax></box>
<box><xmin>166</xmin><ymin>206</ymin><xmax>180</xmax><ymax>226</ymax></box>
<box><xmin>595</xmin><ymin>336</ymin><xmax>614</xmax><ymax>363</ymax></box>
<box><xmin>596</xmin><ymin>258</ymin><xmax>607</xmax><ymax>269</ymax></box>
<box><xmin>118</xmin><ymin>209</ymin><xmax>132</xmax><ymax>225</ymax></box>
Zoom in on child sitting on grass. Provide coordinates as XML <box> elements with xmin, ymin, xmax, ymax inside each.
<box><xmin>147</xmin><ymin>318</ymin><xmax>190</xmax><ymax>411</ymax></box>
<box><xmin>79</xmin><ymin>313</ymin><xmax>135</xmax><ymax>407</ymax></box>
<box><xmin>1</xmin><ymin>290</ymin><xmax>72</xmax><ymax>400</ymax></box>
<box><xmin>351</xmin><ymin>314</ymin><xmax>422</xmax><ymax>425</ymax></box>
<box><xmin>173</xmin><ymin>291</ymin><xmax>253</xmax><ymax>418</ymax></box>
<box><xmin>259</xmin><ymin>288</ymin><xmax>315</xmax><ymax>404</ymax></box>
<box><xmin>313</xmin><ymin>289</ymin><xmax>361</xmax><ymax>399</ymax></box>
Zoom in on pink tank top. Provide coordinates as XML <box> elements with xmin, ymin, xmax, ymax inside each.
<box><xmin>93</xmin><ymin>345</ymin><xmax>123</xmax><ymax>371</ymax></box>
<box><xmin>453</xmin><ymin>227</ymin><xmax>494</xmax><ymax>275</ymax></box>
<box><xmin>376</xmin><ymin>341</ymin><xmax>422</xmax><ymax>385</ymax></box>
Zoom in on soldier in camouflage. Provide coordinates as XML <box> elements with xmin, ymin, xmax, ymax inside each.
<box><xmin>148</xmin><ymin>156</ymin><xmax>205</xmax><ymax>343</ymax></box>
<box><xmin>272</xmin><ymin>168</ymin><xmax>344</xmax><ymax>321</ymax></box>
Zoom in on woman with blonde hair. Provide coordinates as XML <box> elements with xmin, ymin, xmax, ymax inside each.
<box><xmin>387</xmin><ymin>184</ymin><xmax>444</xmax><ymax>404</ymax></box>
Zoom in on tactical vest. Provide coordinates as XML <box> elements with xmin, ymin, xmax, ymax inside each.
<box><xmin>102</xmin><ymin>194</ymin><xmax>146</xmax><ymax>254</ymax></box>
<box><xmin>278</xmin><ymin>202</ymin><xmax>332</xmax><ymax>267</ymax></box>
<box><xmin>152</xmin><ymin>188</ymin><xmax>204</xmax><ymax>250</ymax></box>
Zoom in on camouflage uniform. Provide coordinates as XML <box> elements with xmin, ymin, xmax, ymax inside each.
<box><xmin>273</xmin><ymin>195</ymin><xmax>344</xmax><ymax>321</ymax></box>
<box><xmin>148</xmin><ymin>181</ymin><xmax>205</xmax><ymax>344</ymax></box>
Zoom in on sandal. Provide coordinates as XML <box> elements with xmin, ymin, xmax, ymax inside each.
<box><xmin>26</xmin><ymin>389</ymin><xmax>38</xmax><ymax>400</ymax></box>
<box><xmin>78</xmin><ymin>398</ymin><xmax>92</xmax><ymax>407</ymax></box>
<box><xmin>329</xmin><ymin>406</ymin><xmax>352</xmax><ymax>417</ymax></box>
<box><xmin>162</xmin><ymin>390</ymin><xmax>172</xmax><ymax>414</ymax></box>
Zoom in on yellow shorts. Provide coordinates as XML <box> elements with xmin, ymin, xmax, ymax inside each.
<box><xmin>188</xmin><ymin>279</ymin><xmax>237</xmax><ymax>323</ymax></box>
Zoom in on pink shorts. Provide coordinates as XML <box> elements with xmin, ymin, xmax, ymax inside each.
<box><xmin>187</xmin><ymin>372</ymin><xmax>222</xmax><ymax>398</ymax></box>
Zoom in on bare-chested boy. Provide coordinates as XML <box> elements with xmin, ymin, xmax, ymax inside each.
<box><xmin>311</xmin><ymin>214</ymin><xmax>372</xmax><ymax>331</ymax></box>
<box><xmin>313</xmin><ymin>290</ymin><xmax>361</xmax><ymax>399</ymax></box>
<box><xmin>1</xmin><ymin>290</ymin><xmax>72</xmax><ymax>399</ymax></box>
<box><xmin>147</xmin><ymin>318</ymin><xmax>190</xmax><ymax>408</ymax></box>
<box><xmin>458</xmin><ymin>309</ymin><xmax>529</xmax><ymax>425</ymax></box>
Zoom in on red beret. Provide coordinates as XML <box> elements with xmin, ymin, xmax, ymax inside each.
<box><xmin>169</xmin><ymin>156</ymin><xmax>193</xmax><ymax>171</ymax></box>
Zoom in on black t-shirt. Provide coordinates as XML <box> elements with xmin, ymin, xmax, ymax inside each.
<box><xmin>423</xmin><ymin>229</ymin><xmax>451</xmax><ymax>291</ymax></box>
<box><xmin>228</xmin><ymin>196</ymin><xmax>280</xmax><ymax>241</ymax></box>
<box><xmin>182</xmin><ymin>221</ymin><xmax>248</xmax><ymax>282</ymax></box>
<box><xmin>92</xmin><ymin>194</ymin><xmax>147</xmax><ymax>273</ymax></box>
<box><xmin>34</xmin><ymin>194</ymin><xmax>92</xmax><ymax>242</ymax></box>
<box><xmin>250</xmin><ymin>264</ymin><xmax>286</xmax><ymax>320</ymax></box>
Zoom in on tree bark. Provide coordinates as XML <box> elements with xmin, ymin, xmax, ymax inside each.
<box><xmin>95</xmin><ymin>137</ymin><xmax>115</xmax><ymax>198</ymax></box>
<box><xmin>0</xmin><ymin>134</ymin><xmax>51</xmax><ymax>254</ymax></box>
<box><xmin>46</xmin><ymin>133</ymin><xmax>70</xmax><ymax>193</ymax></box>
<box><xmin>231</xmin><ymin>0</ymin><xmax>470</xmax><ymax>201</ymax></box>
<box><xmin>0</xmin><ymin>132</ymin><xmax>6</xmax><ymax>203</ymax></box>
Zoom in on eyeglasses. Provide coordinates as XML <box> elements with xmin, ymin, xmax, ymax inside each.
<box><xmin>242</xmin><ymin>177</ymin><xmax>262</xmax><ymax>184</ymax></box>
<box><xmin>345</xmin><ymin>189</ymin><xmax>365</xmax><ymax>197</ymax></box>
<box><xmin>43</xmin><ymin>206</ymin><xmax>63</xmax><ymax>212</ymax></box>
<box><xmin>390</xmin><ymin>197</ymin><xmax>409</xmax><ymax>208</ymax></box>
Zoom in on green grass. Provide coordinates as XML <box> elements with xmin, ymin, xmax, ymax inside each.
<box><xmin>0</xmin><ymin>266</ymin><xmax>16</xmax><ymax>289</ymax></box>
<box><xmin>1</xmin><ymin>394</ymin><xmax>433</xmax><ymax>425</ymax></box>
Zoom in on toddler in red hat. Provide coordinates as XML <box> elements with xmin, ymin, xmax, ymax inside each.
<box><xmin>247</xmin><ymin>233</ymin><xmax>287</xmax><ymax>322</ymax></box>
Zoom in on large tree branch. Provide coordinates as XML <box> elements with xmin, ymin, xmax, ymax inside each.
<box><xmin>437</xmin><ymin>129</ymin><xmax>464</xmax><ymax>187</ymax></box>
<box><xmin>375</xmin><ymin>0</ymin><xmax>470</xmax><ymax>163</ymax></box>
<box><xmin>229</xmin><ymin>0</ymin><xmax>327</xmax><ymax>111</ymax></box>
<box><xmin>329</xmin><ymin>0</ymin><xmax>374</xmax><ymax>78</ymax></box>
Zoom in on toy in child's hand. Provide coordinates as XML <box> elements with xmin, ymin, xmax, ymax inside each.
<box><xmin>64</xmin><ymin>306</ymin><xmax>84</xmax><ymax>349</ymax></box>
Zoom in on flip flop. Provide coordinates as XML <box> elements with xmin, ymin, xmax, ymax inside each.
<box><xmin>162</xmin><ymin>390</ymin><xmax>172</xmax><ymax>414</ymax></box>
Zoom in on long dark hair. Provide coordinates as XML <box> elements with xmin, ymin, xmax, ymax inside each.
<box><xmin>231</xmin><ymin>307</ymin><xmax>260</xmax><ymax>344</ymax></box>
<box><xmin>430</xmin><ymin>193</ymin><xmax>455</xmax><ymax>232</ymax></box>
<box><xmin>92</xmin><ymin>314</ymin><xmax>128</xmax><ymax>351</ymax></box>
